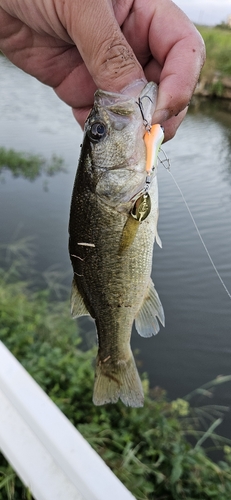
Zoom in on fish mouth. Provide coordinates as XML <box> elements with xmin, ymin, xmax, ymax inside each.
<box><xmin>95</xmin><ymin>81</ymin><xmax>158</xmax><ymax>117</ymax></box>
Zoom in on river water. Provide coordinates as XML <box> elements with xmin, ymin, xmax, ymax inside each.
<box><xmin>1</xmin><ymin>57</ymin><xmax>231</xmax><ymax>437</ymax></box>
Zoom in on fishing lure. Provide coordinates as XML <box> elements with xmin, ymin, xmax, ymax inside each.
<box><xmin>131</xmin><ymin>124</ymin><xmax>164</xmax><ymax>222</ymax></box>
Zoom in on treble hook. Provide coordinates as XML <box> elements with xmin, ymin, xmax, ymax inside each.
<box><xmin>136</xmin><ymin>95</ymin><xmax>153</xmax><ymax>130</ymax></box>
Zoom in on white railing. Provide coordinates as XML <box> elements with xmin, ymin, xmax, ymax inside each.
<box><xmin>0</xmin><ymin>341</ymin><xmax>136</xmax><ymax>500</ymax></box>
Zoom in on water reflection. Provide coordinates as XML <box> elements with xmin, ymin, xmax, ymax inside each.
<box><xmin>190</xmin><ymin>99</ymin><xmax>231</xmax><ymax>181</ymax></box>
<box><xmin>0</xmin><ymin>147</ymin><xmax>66</xmax><ymax>183</ymax></box>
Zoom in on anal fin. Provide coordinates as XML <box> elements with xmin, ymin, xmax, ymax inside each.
<box><xmin>156</xmin><ymin>230</ymin><xmax>162</xmax><ymax>248</ymax></box>
<box><xmin>135</xmin><ymin>279</ymin><xmax>165</xmax><ymax>337</ymax></box>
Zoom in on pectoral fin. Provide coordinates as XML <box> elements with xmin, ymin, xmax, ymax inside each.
<box><xmin>135</xmin><ymin>279</ymin><xmax>165</xmax><ymax>337</ymax></box>
<box><xmin>118</xmin><ymin>215</ymin><xmax>139</xmax><ymax>254</ymax></box>
<box><xmin>71</xmin><ymin>278</ymin><xmax>90</xmax><ymax>318</ymax></box>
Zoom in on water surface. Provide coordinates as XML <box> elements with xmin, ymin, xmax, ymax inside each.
<box><xmin>1</xmin><ymin>57</ymin><xmax>231</xmax><ymax>436</ymax></box>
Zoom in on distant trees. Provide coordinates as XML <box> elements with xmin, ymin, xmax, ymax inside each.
<box><xmin>216</xmin><ymin>16</ymin><xmax>231</xmax><ymax>30</ymax></box>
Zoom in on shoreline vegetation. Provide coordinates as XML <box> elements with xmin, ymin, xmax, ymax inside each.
<box><xmin>194</xmin><ymin>25</ymin><xmax>231</xmax><ymax>102</ymax></box>
<box><xmin>1</xmin><ymin>252</ymin><xmax>231</xmax><ymax>499</ymax></box>
<box><xmin>0</xmin><ymin>215</ymin><xmax>231</xmax><ymax>500</ymax></box>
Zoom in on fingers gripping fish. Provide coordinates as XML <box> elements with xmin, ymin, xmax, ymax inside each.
<box><xmin>69</xmin><ymin>82</ymin><xmax>165</xmax><ymax>407</ymax></box>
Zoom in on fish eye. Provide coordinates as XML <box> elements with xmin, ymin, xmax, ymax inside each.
<box><xmin>87</xmin><ymin>122</ymin><xmax>107</xmax><ymax>142</ymax></box>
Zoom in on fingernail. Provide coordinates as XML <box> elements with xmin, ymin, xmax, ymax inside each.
<box><xmin>175</xmin><ymin>102</ymin><xmax>191</xmax><ymax>116</ymax></box>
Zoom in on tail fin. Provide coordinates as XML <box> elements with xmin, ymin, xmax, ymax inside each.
<box><xmin>93</xmin><ymin>353</ymin><xmax>144</xmax><ymax>407</ymax></box>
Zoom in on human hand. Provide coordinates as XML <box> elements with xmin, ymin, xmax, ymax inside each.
<box><xmin>0</xmin><ymin>0</ymin><xmax>205</xmax><ymax>141</ymax></box>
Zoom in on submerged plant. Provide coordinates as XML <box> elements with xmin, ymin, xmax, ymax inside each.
<box><xmin>0</xmin><ymin>147</ymin><xmax>66</xmax><ymax>181</ymax></box>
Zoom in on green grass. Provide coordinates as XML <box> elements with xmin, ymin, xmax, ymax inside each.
<box><xmin>1</xmin><ymin>247</ymin><xmax>231</xmax><ymax>499</ymax></box>
<box><xmin>197</xmin><ymin>25</ymin><xmax>231</xmax><ymax>79</ymax></box>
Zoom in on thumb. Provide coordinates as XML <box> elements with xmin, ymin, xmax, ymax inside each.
<box><xmin>60</xmin><ymin>0</ymin><xmax>144</xmax><ymax>92</ymax></box>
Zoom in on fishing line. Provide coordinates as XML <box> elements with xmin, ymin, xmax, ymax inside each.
<box><xmin>159</xmin><ymin>151</ymin><xmax>231</xmax><ymax>301</ymax></box>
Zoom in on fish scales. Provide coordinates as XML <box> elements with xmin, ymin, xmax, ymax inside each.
<box><xmin>69</xmin><ymin>82</ymin><xmax>164</xmax><ymax>407</ymax></box>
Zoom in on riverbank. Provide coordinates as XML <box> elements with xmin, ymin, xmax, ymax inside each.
<box><xmin>195</xmin><ymin>74</ymin><xmax>231</xmax><ymax>100</ymax></box>
<box><xmin>195</xmin><ymin>25</ymin><xmax>231</xmax><ymax>100</ymax></box>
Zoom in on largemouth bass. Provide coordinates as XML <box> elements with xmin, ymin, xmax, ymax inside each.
<box><xmin>69</xmin><ymin>82</ymin><xmax>164</xmax><ymax>407</ymax></box>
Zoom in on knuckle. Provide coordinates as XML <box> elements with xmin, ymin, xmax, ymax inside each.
<box><xmin>93</xmin><ymin>34</ymin><xmax>141</xmax><ymax>88</ymax></box>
